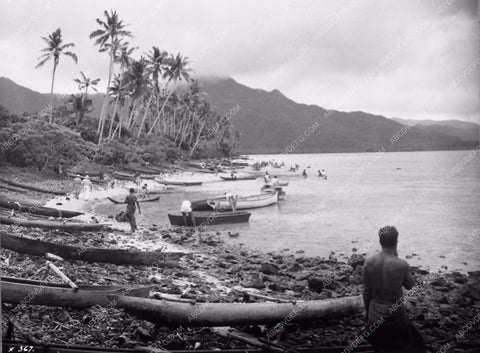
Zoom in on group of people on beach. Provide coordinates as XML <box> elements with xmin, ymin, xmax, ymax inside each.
<box><xmin>71</xmin><ymin>175</ymin><xmax>93</xmax><ymax>200</ymax></box>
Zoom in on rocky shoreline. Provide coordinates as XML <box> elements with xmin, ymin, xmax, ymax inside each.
<box><xmin>1</xmin><ymin>168</ymin><xmax>479</xmax><ymax>351</ymax></box>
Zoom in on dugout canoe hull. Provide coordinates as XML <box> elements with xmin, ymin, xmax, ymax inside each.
<box><xmin>168</xmin><ymin>211</ymin><xmax>251</xmax><ymax>226</ymax></box>
<box><xmin>0</xmin><ymin>176</ymin><xmax>67</xmax><ymax>195</ymax></box>
<box><xmin>0</xmin><ymin>216</ymin><xmax>109</xmax><ymax>232</ymax></box>
<box><xmin>111</xmin><ymin>295</ymin><xmax>364</xmax><ymax>327</ymax></box>
<box><xmin>0</xmin><ymin>198</ymin><xmax>83</xmax><ymax>218</ymax></box>
<box><xmin>1</xmin><ymin>277</ymin><xmax>154</xmax><ymax>308</ymax></box>
<box><xmin>0</xmin><ymin>232</ymin><xmax>184</xmax><ymax>266</ymax></box>
<box><xmin>107</xmin><ymin>196</ymin><xmax>160</xmax><ymax>204</ymax></box>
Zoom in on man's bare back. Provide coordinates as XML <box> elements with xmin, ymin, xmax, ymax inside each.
<box><xmin>363</xmin><ymin>251</ymin><xmax>414</xmax><ymax>306</ymax></box>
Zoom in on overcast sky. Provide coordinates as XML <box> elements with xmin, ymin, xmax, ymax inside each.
<box><xmin>0</xmin><ymin>0</ymin><xmax>478</xmax><ymax>122</ymax></box>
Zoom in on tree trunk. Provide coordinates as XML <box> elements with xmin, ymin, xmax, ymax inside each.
<box><xmin>97</xmin><ymin>50</ymin><xmax>115</xmax><ymax>144</ymax></box>
<box><xmin>148</xmin><ymin>82</ymin><xmax>175</xmax><ymax>135</ymax></box>
<box><xmin>48</xmin><ymin>62</ymin><xmax>57</xmax><ymax>123</ymax></box>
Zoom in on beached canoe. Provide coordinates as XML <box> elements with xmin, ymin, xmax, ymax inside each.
<box><xmin>0</xmin><ymin>199</ymin><xmax>83</xmax><ymax>218</ymax></box>
<box><xmin>0</xmin><ymin>216</ymin><xmax>109</xmax><ymax>231</ymax></box>
<box><xmin>220</xmin><ymin>175</ymin><xmax>257</xmax><ymax>181</ymax></box>
<box><xmin>158</xmin><ymin>180</ymin><xmax>203</xmax><ymax>186</ymax></box>
<box><xmin>0</xmin><ymin>216</ymin><xmax>110</xmax><ymax>232</ymax></box>
<box><xmin>168</xmin><ymin>211</ymin><xmax>251</xmax><ymax>226</ymax></box>
<box><xmin>0</xmin><ymin>232</ymin><xmax>184</xmax><ymax>266</ymax></box>
<box><xmin>1</xmin><ymin>277</ymin><xmax>154</xmax><ymax>308</ymax></box>
<box><xmin>208</xmin><ymin>192</ymin><xmax>278</xmax><ymax>210</ymax></box>
<box><xmin>107</xmin><ymin>196</ymin><xmax>160</xmax><ymax>204</ymax></box>
<box><xmin>0</xmin><ymin>176</ymin><xmax>67</xmax><ymax>195</ymax></box>
<box><xmin>111</xmin><ymin>294</ymin><xmax>364</xmax><ymax>327</ymax></box>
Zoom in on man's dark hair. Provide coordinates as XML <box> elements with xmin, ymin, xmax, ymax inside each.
<box><xmin>129</xmin><ymin>188</ymin><xmax>135</xmax><ymax>193</ymax></box>
<box><xmin>379</xmin><ymin>226</ymin><xmax>398</xmax><ymax>247</ymax></box>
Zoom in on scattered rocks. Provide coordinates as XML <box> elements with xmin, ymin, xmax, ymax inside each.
<box><xmin>260</xmin><ymin>263</ymin><xmax>279</xmax><ymax>275</ymax></box>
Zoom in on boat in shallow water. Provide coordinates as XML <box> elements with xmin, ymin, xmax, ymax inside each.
<box><xmin>220</xmin><ymin>175</ymin><xmax>257</xmax><ymax>181</ymax></box>
<box><xmin>168</xmin><ymin>211</ymin><xmax>251</xmax><ymax>226</ymax></box>
<box><xmin>157</xmin><ymin>180</ymin><xmax>203</xmax><ymax>186</ymax></box>
<box><xmin>208</xmin><ymin>192</ymin><xmax>278</xmax><ymax>210</ymax></box>
<box><xmin>1</xmin><ymin>277</ymin><xmax>154</xmax><ymax>308</ymax></box>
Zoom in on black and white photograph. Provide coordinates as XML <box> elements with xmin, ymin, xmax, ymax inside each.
<box><xmin>0</xmin><ymin>0</ymin><xmax>479</xmax><ymax>352</ymax></box>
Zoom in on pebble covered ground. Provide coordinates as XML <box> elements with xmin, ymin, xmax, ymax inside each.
<box><xmin>1</xmin><ymin>167</ymin><xmax>480</xmax><ymax>351</ymax></box>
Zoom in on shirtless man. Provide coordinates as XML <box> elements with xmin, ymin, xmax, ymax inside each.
<box><xmin>363</xmin><ymin>226</ymin><xmax>425</xmax><ymax>353</ymax></box>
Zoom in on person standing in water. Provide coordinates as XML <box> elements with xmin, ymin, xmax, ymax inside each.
<box><xmin>124</xmin><ymin>188</ymin><xmax>141</xmax><ymax>233</ymax></box>
<box><xmin>362</xmin><ymin>226</ymin><xmax>426</xmax><ymax>353</ymax></box>
<box><xmin>302</xmin><ymin>169</ymin><xmax>307</xmax><ymax>177</ymax></box>
<box><xmin>225</xmin><ymin>191</ymin><xmax>238</xmax><ymax>212</ymax></box>
<box><xmin>81</xmin><ymin>175</ymin><xmax>93</xmax><ymax>200</ymax></box>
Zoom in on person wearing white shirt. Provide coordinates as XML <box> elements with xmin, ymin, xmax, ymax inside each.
<box><xmin>180</xmin><ymin>200</ymin><xmax>196</xmax><ymax>226</ymax></box>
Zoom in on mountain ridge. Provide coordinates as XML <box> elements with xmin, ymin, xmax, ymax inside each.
<box><xmin>0</xmin><ymin>76</ymin><xmax>478</xmax><ymax>154</ymax></box>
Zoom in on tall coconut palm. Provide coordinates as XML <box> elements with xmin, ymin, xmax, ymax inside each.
<box><xmin>73</xmin><ymin>71</ymin><xmax>100</xmax><ymax>106</ymax></box>
<box><xmin>108</xmin><ymin>41</ymin><xmax>136</xmax><ymax>138</ymax></box>
<box><xmin>148</xmin><ymin>53</ymin><xmax>192</xmax><ymax>135</ymax></box>
<box><xmin>89</xmin><ymin>10</ymin><xmax>131</xmax><ymax>144</ymax></box>
<box><xmin>124</xmin><ymin>57</ymin><xmax>149</xmax><ymax>131</ymax></box>
<box><xmin>35</xmin><ymin>28</ymin><xmax>78</xmax><ymax>123</ymax></box>
<box><xmin>67</xmin><ymin>94</ymin><xmax>93</xmax><ymax>127</ymax></box>
<box><xmin>136</xmin><ymin>47</ymin><xmax>169</xmax><ymax>138</ymax></box>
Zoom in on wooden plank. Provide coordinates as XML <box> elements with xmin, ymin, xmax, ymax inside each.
<box><xmin>46</xmin><ymin>261</ymin><xmax>78</xmax><ymax>289</ymax></box>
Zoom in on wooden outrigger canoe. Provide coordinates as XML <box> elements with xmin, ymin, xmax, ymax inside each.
<box><xmin>208</xmin><ymin>192</ymin><xmax>278</xmax><ymax>210</ymax></box>
<box><xmin>119</xmin><ymin>165</ymin><xmax>160</xmax><ymax>175</ymax></box>
<box><xmin>0</xmin><ymin>176</ymin><xmax>67</xmax><ymax>195</ymax></box>
<box><xmin>158</xmin><ymin>180</ymin><xmax>203</xmax><ymax>186</ymax></box>
<box><xmin>0</xmin><ymin>198</ymin><xmax>83</xmax><ymax>218</ymax></box>
<box><xmin>0</xmin><ymin>216</ymin><xmax>109</xmax><ymax>232</ymax></box>
<box><xmin>1</xmin><ymin>277</ymin><xmax>155</xmax><ymax>308</ymax></box>
<box><xmin>168</xmin><ymin>211</ymin><xmax>251</xmax><ymax>226</ymax></box>
<box><xmin>111</xmin><ymin>295</ymin><xmax>364</xmax><ymax>327</ymax></box>
<box><xmin>0</xmin><ymin>232</ymin><xmax>184</xmax><ymax>266</ymax></box>
<box><xmin>107</xmin><ymin>196</ymin><xmax>160</xmax><ymax>204</ymax></box>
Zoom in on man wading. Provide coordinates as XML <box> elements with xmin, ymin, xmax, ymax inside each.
<box><xmin>362</xmin><ymin>226</ymin><xmax>426</xmax><ymax>353</ymax></box>
<box><xmin>124</xmin><ymin>188</ymin><xmax>141</xmax><ymax>233</ymax></box>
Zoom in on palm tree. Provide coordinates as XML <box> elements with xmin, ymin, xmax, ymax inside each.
<box><xmin>108</xmin><ymin>41</ymin><xmax>136</xmax><ymax>138</ymax></box>
<box><xmin>35</xmin><ymin>28</ymin><xmax>78</xmax><ymax>123</ymax></box>
<box><xmin>124</xmin><ymin>57</ymin><xmax>149</xmax><ymax>131</ymax></box>
<box><xmin>89</xmin><ymin>10</ymin><xmax>131</xmax><ymax>143</ymax></box>
<box><xmin>148</xmin><ymin>53</ymin><xmax>193</xmax><ymax>134</ymax></box>
<box><xmin>136</xmin><ymin>47</ymin><xmax>169</xmax><ymax>138</ymax></box>
<box><xmin>73</xmin><ymin>71</ymin><xmax>100</xmax><ymax>97</ymax></box>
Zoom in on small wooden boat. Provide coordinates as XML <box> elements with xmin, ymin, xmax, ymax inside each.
<box><xmin>191</xmin><ymin>197</ymin><xmax>223</xmax><ymax>211</ymax></box>
<box><xmin>0</xmin><ymin>176</ymin><xmax>67</xmax><ymax>195</ymax></box>
<box><xmin>0</xmin><ymin>216</ymin><xmax>110</xmax><ymax>232</ymax></box>
<box><xmin>1</xmin><ymin>277</ymin><xmax>154</xmax><ymax>308</ymax></box>
<box><xmin>261</xmin><ymin>185</ymin><xmax>286</xmax><ymax>200</ymax></box>
<box><xmin>157</xmin><ymin>180</ymin><xmax>203</xmax><ymax>186</ymax></box>
<box><xmin>107</xmin><ymin>196</ymin><xmax>160</xmax><ymax>204</ymax></box>
<box><xmin>220</xmin><ymin>175</ymin><xmax>257</xmax><ymax>181</ymax></box>
<box><xmin>168</xmin><ymin>211</ymin><xmax>251</xmax><ymax>226</ymax></box>
<box><xmin>208</xmin><ymin>193</ymin><xmax>278</xmax><ymax>210</ymax></box>
<box><xmin>1</xmin><ymin>232</ymin><xmax>184</xmax><ymax>266</ymax></box>
<box><xmin>111</xmin><ymin>294</ymin><xmax>364</xmax><ymax>327</ymax></box>
<box><xmin>0</xmin><ymin>198</ymin><xmax>83</xmax><ymax>218</ymax></box>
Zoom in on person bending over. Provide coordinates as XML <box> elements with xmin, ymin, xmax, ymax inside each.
<box><xmin>363</xmin><ymin>226</ymin><xmax>426</xmax><ymax>353</ymax></box>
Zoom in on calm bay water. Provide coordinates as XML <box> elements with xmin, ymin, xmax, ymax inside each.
<box><xmin>99</xmin><ymin>150</ymin><xmax>480</xmax><ymax>273</ymax></box>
